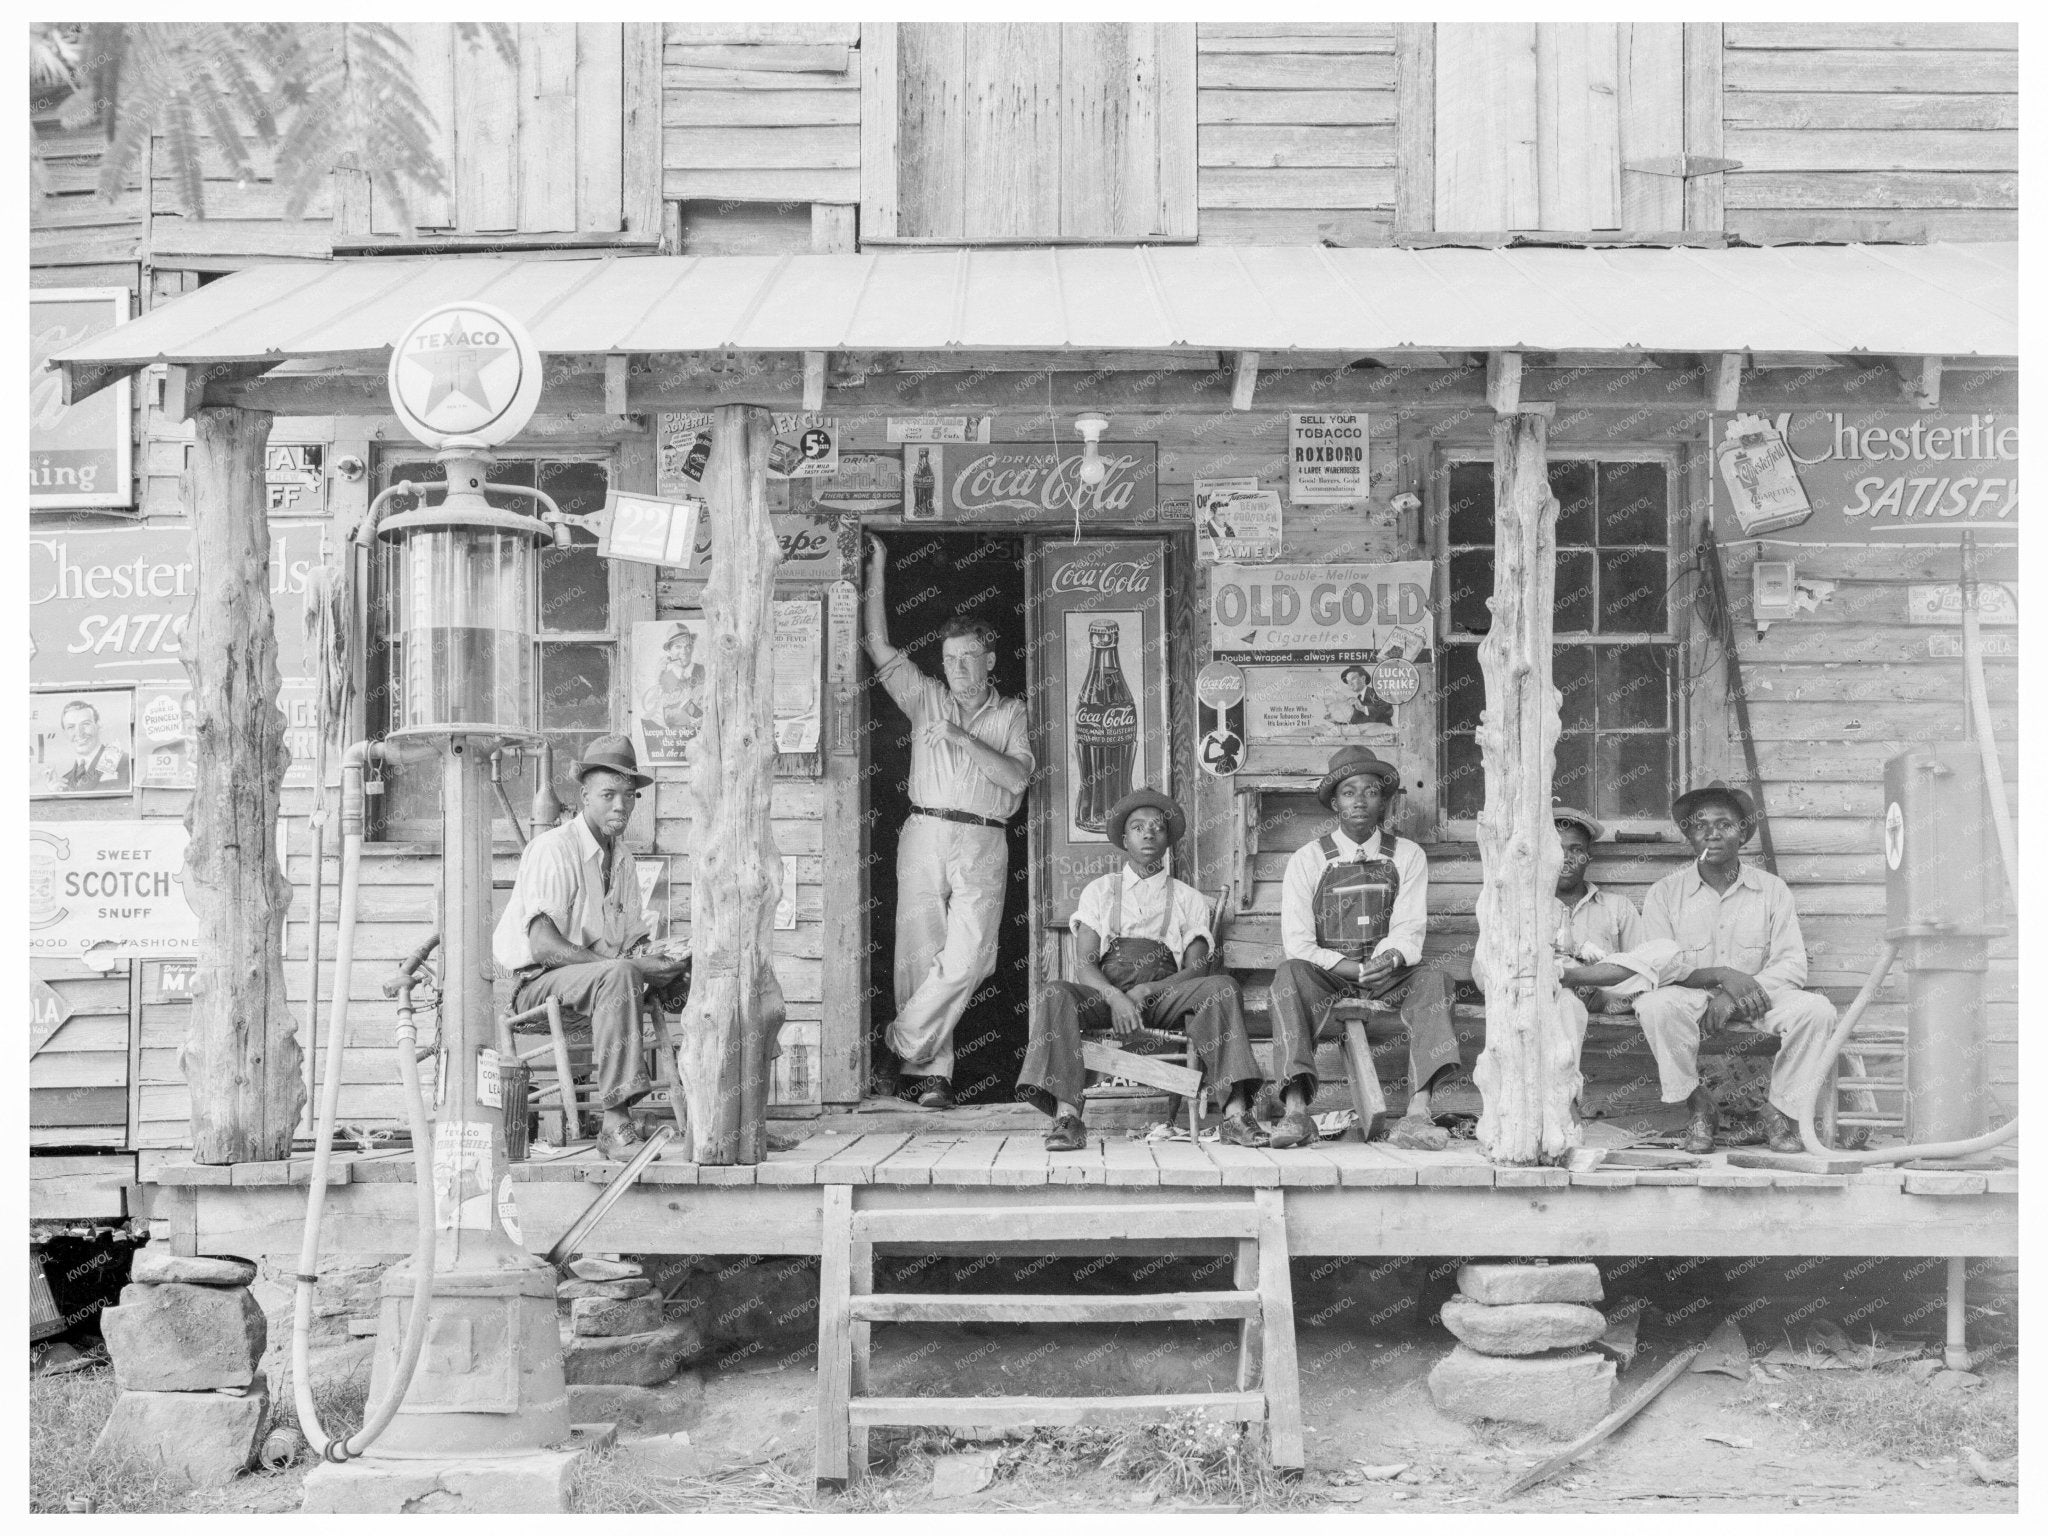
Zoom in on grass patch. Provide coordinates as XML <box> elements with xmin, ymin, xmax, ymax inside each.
<box><xmin>28</xmin><ymin>1367</ymin><xmax>186</xmax><ymax>1514</ymax></box>
<box><xmin>1742</xmin><ymin>1360</ymin><xmax>2019</xmax><ymax>1464</ymax></box>
<box><xmin>571</xmin><ymin>1449</ymin><xmax>822</xmax><ymax>1513</ymax></box>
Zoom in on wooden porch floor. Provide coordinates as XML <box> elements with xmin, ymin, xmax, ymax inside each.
<box><xmin>143</xmin><ymin>1131</ymin><xmax>2017</xmax><ymax>1264</ymax></box>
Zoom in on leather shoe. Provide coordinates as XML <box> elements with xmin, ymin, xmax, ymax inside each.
<box><xmin>1268</xmin><ymin>1110</ymin><xmax>1318</xmax><ymax>1149</ymax></box>
<box><xmin>1044</xmin><ymin>1113</ymin><xmax>1086</xmax><ymax>1152</ymax></box>
<box><xmin>1680</xmin><ymin>1092</ymin><xmax>1720</xmax><ymax>1155</ymax></box>
<box><xmin>596</xmin><ymin>1122</ymin><xmax>661</xmax><ymax>1162</ymax></box>
<box><xmin>1759</xmin><ymin>1104</ymin><xmax>1806</xmax><ymax>1154</ymax></box>
<box><xmin>1218</xmin><ymin>1111</ymin><xmax>1270</xmax><ymax>1148</ymax></box>
<box><xmin>915</xmin><ymin>1076</ymin><xmax>956</xmax><ymax>1111</ymax></box>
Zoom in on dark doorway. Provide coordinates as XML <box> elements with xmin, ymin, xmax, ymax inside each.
<box><xmin>864</xmin><ymin>531</ymin><xmax>1032</xmax><ymax>1105</ymax></box>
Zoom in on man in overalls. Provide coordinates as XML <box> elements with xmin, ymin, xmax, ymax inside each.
<box><xmin>865</xmin><ymin>536</ymin><xmax>1034</xmax><ymax>1110</ymax></box>
<box><xmin>1268</xmin><ymin>746</ymin><xmax>1460</xmax><ymax>1151</ymax></box>
<box><xmin>1017</xmin><ymin>789</ymin><xmax>1268</xmax><ymax>1151</ymax></box>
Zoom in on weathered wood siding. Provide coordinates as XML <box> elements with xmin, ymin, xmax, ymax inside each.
<box><xmin>32</xmin><ymin>122</ymin><xmax>145</xmax><ymax>270</ymax></box>
<box><xmin>1194</xmin><ymin>23</ymin><xmax>1396</xmax><ymax>246</ymax></box>
<box><xmin>1720</xmin><ymin>23</ymin><xmax>2018</xmax><ymax>244</ymax></box>
<box><xmin>31</xmin><ymin>960</ymin><xmax>134</xmax><ymax>1148</ymax></box>
<box><xmin>663</xmin><ymin>22</ymin><xmax>861</xmax><ymax>213</ymax></box>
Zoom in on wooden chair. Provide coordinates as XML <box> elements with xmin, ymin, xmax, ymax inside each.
<box><xmin>1078</xmin><ymin>886</ymin><xmax>1234</xmax><ymax>1140</ymax></box>
<box><xmin>498</xmin><ymin>992</ymin><xmax>683</xmax><ymax>1148</ymax></box>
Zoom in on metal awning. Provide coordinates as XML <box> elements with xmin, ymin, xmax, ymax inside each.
<box><xmin>52</xmin><ymin>242</ymin><xmax>2017</xmax><ymax>400</ymax></box>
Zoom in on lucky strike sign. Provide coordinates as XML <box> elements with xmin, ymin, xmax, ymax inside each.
<box><xmin>939</xmin><ymin>442</ymin><xmax>1159</xmax><ymax>523</ymax></box>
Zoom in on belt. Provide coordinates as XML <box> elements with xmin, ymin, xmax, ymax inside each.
<box><xmin>911</xmin><ymin>804</ymin><xmax>1007</xmax><ymax>829</ymax></box>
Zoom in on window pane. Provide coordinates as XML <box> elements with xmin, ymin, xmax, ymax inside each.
<box><xmin>1596</xmin><ymin>645</ymin><xmax>1671</xmax><ymax>731</ymax></box>
<box><xmin>1447</xmin><ymin>462</ymin><xmax>1494</xmax><ymax>547</ymax></box>
<box><xmin>1598</xmin><ymin>549</ymin><xmax>1667</xmax><ymax>634</ymax></box>
<box><xmin>539</xmin><ymin>460</ymin><xmax>611</xmax><ymax>520</ymax></box>
<box><xmin>1599</xmin><ymin>733</ymin><xmax>1673</xmax><ymax>822</ymax></box>
<box><xmin>540</xmin><ymin>642</ymin><xmax>612</xmax><ymax>730</ymax></box>
<box><xmin>1598</xmin><ymin>461</ymin><xmax>1666</xmax><ymax>546</ymax></box>
<box><xmin>1448</xmin><ymin>548</ymin><xmax>1494</xmax><ymax>635</ymax></box>
<box><xmin>543</xmin><ymin>730</ymin><xmax>605</xmax><ymax>823</ymax></box>
<box><xmin>1442</xmin><ymin>644</ymin><xmax>1484</xmax><ymax>732</ymax></box>
<box><xmin>1553</xmin><ymin>644</ymin><xmax>1595</xmax><ymax>730</ymax></box>
<box><xmin>1444</xmin><ymin>731</ymin><xmax>1484</xmax><ymax>819</ymax></box>
<box><xmin>1549</xmin><ymin>461</ymin><xmax>1595</xmax><ymax>545</ymax></box>
<box><xmin>1554</xmin><ymin>549</ymin><xmax>1595</xmax><ymax>631</ymax></box>
<box><xmin>1554</xmin><ymin>732</ymin><xmax>1595</xmax><ymax>812</ymax></box>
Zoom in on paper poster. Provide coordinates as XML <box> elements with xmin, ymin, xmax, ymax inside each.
<box><xmin>31</xmin><ymin>287</ymin><xmax>132</xmax><ymax>509</ymax></box>
<box><xmin>631</xmin><ymin>619</ymin><xmax>709</xmax><ymax>768</ymax></box>
<box><xmin>1209</xmin><ymin>561</ymin><xmax>1434</xmax><ymax>663</ymax></box>
<box><xmin>1243</xmin><ymin>664</ymin><xmax>1401</xmax><ymax>747</ymax></box>
<box><xmin>133</xmin><ymin>680</ymin><xmax>326</xmax><ymax>790</ymax></box>
<box><xmin>28</xmin><ymin>820</ymin><xmax>198</xmax><ymax>960</ymax></box>
<box><xmin>658</xmin><ymin>412</ymin><xmax>839</xmax><ymax>484</ymax></box>
<box><xmin>775</xmin><ymin>853</ymin><xmax>798</xmax><ymax>931</ymax></box>
<box><xmin>432</xmin><ymin>1121</ymin><xmax>496</xmax><ymax>1231</ymax></box>
<box><xmin>1290</xmin><ymin>413</ymin><xmax>1369</xmax><ymax>503</ymax></box>
<box><xmin>32</xmin><ymin>688</ymin><xmax>133</xmax><ymax>798</ymax></box>
<box><xmin>773</xmin><ymin>599</ymin><xmax>823</xmax><ymax>754</ymax></box>
<box><xmin>635</xmin><ymin>857</ymin><xmax>671</xmax><ymax>940</ymax></box>
<box><xmin>886</xmin><ymin>416</ymin><xmax>992</xmax><ymax>444</ymax></box>
<box><xmin>772</xmin><ymin>1020</ymin><xmax>821</xmax><ymax>1107</ymax></box>
<box><xmin>1195</xmin><ymin>481</ymin><xmax>1282</xmax><ymax>563</ymax></box>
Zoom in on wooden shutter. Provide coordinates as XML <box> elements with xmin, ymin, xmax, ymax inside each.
<box><xmin>865</xmin><ymin>23</ymin><xmax>1196</xmax><ymax>241</ymax></box>
<box><xmin>360</xmin><ymin>23</ymin><xmax>660</xmax><ymax>240</ymax></box>
<box><xmin>1432</xmin><ymin>23</ymin><xmax>1692</xmax><ymax>233</ymax></box>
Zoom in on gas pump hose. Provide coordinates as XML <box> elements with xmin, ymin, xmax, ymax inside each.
<box><xmin>292</xmin><ymin>741</ymin><xmax>439</xmax><ymax>1461</ymax></box>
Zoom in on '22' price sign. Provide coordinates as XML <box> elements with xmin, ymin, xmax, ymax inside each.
<box><xmin>599</xmin><ymin>491</ymin><xmax>702</xmax><ymax>568</ymax></box>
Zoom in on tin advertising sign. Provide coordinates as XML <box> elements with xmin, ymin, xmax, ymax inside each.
<box><xmin>1712</xmin><ymin>411</ymin><xmax>2018</xmax><ymax>544</ymax></box>
<box><xmin>1209</xmin><ymin>560</ymin><xmax>1434</xmax><ymax>664</ymax></box>
<box><xmin>923</xmin><ymin>442</ymin><xmax>1160</xmax><ymax>524</ymax></box>
<box><xmin>31</xmin><ymin>287</ymin><xmax>133</xmax><ymax>509</ymax></box>
<box><xmin>29</xmin><ymin>821</ymin><xmax>198</xmax><ymax>960</ymax></box>
<box><xmin>1033</xmin><ymin>540</ymin><xmax>1170</xmax><ymax>921</ymax></box>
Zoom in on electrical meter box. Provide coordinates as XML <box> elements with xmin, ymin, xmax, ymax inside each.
<box><xmin>1883</xmin><ymin>746</ymin><xmax>1993</xmax><ymax>931</ymax></box>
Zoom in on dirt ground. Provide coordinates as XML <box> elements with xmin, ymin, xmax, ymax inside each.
<box><xmin>41</xmin><ymin>1321</ymin><xmax>2017</xmax><ymax>1514</ymax></box>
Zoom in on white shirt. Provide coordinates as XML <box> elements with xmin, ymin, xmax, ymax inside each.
<box><xmin>492</xmin><ymin>814</ymin><xmax>648</xmax><ymax>973</ymax></box>
<box><xmin>1070</xmin><ymin>864</ymin><xmax>1213</xmax><ymax>968</ymax></box>
<box><xmin>1641</xmin><ymin>859</ymin><xmax>1811</xmax><ymax>998</ymax></box>
<box><xmin>1553</xmin><ymin>883</ymin><xmax>1644</xmax><ymax>961</ymax></box>
<box><xmin>1280</xmin><ymin>826</ymin><xmax>1429</xmax><ymax>971</ymax></box>
<box><xmin>876</xmin><ymin>652</ymin><xmax>1034</xmax><ymax>821</ymax></box>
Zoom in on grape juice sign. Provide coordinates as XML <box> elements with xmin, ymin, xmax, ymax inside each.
<box><xmin>1036</xmin><ymin>541</ymin><xmax>1168</xmax><ymax>921</ymax></box>
<box><xmin>938</xmin><ymin>442</ymin><xmax>1159</xmax><ymax>523</ymax></box>
<box><xmin>1711</xmin><ymin>411</ymin><xmax>2018</xmax><ymax>544</ymax></box>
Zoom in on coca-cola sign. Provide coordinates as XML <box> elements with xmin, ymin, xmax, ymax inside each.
<box><xmin>939</xmin><ymin>442</ymin><xmax>1158</xmax><ymax>523</ymax></box>
<box><xmin>1047</xmin><ymin>559</ymin><xmax>1154</xmax><ymax>599</ymax></box>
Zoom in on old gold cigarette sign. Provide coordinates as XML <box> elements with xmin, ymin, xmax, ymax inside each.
<box><xmin>388</xmin><ymin>301</ymin><xmax>544</xmax><ymax>449</ymax></box>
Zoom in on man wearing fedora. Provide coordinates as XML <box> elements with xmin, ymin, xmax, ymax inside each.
<box><xmin>1631</xmin><ymin>781</ymin><xmax>1838</xmax><ymax>1155</ymax></box>
<box><xmin>1269</xmin><ymin>746</ymin><xmax>1460</xmax><ymax>1151</ymax></box>
<box><xmin>1017</xmin><ymin>789</ymin><xmax>1268</xmax><ymax>1152</ymax></box>
<box><xmin>493</xmin><ymin>734</ymin><xmax>690</xmax><ymax>1161</ymax></box>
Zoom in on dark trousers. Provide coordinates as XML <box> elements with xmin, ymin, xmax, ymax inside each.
<box><xmin>1269</xmin><ymin>957</ymin><xmax>1459</xmax><ymax>1102</ymax></box>
<box><xmin>513</xmin><ymin>958</ymin><xmax>654</xmax><ymax>1112</ymax></box>
<box><xmin>1017</xmin><ymin>975</ymin><xmax>1263</xmax><ymax>1118</ymax></box>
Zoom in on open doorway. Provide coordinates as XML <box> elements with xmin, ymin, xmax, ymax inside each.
<box><xmin>864</xmin><ymin>530</ymin><xmax>1033</xmax><ymax>1106</ymax></box>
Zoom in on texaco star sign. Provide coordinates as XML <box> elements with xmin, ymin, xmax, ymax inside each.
<box><xmin>387</xmin><ymin>300</ymin><xmax>544</xmax><ymax>450</ymax></box>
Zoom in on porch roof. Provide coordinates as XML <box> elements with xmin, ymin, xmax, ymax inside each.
<box><xmin>52</xmin><ymin>242</ymin><xmax>2017</xmax><ymax>400</ymax></box>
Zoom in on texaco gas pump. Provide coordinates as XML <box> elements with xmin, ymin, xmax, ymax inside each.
<box><xmin>359</xmin><ymin>301</ymin><xmax>572</xmax><ymax>1457</ymax></box>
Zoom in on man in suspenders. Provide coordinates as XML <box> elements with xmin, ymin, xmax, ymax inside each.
<box><xmin>1268</xmin><ymin>746</ymin><xmax>1460</xmax><ymax>1151</ymax></box>
<box><xmin>1017</xmin><ymin>790</ymin><xmax>1267</xmax><ymax>1151</ymax></box>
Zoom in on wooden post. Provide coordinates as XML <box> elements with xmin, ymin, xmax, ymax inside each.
<box><xmin>677</xmin><ymin>404</ymin><xmax>787</xmax><ymax>1164</ymax></box>
<box><xmin>183</xmin><ymin>404</ymin><xmax>304</xmax><ymax>1163</ymax></box>
<box><xmin>1470</xmin><ymin>407</ymin><xmax>1577</xmax><ymax>1166</ymax></box>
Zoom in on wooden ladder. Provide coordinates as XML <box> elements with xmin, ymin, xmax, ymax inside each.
<box><xmin>814</xmin><ymin>1188</ymin><xmax>1305</xmax><ymax>1487</ymax></box>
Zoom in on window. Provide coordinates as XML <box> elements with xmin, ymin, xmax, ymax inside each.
<box><xmin>863</xmin><ymin>23</ymin><xmax>1197</xmax><ymax>242</ymax></box>
<box><xmin>366</xmin><ymin>451</ymin><xmax>617</xmax><ymax>841</ymax></box>
<box><xmin>1437</xmin><ymin>453</ymin><xmax>1678</xmax><ymax>828</ymax></box>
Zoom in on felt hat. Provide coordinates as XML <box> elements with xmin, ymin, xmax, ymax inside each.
<box><xmin>575</xmin><ymin>733</ymin><xmax>654</xmax><ymax>790</ymax></box>
<box><xmin>1551</xmin><ymin>801</ymin><xmax>1607</xmax><ymax>843</ymax></box>
<box><xmin>1105</xmin><ymin>788</ymin><xmax>1187</xmax><ymax>849</ymax></box>
<box><xmin>1315</xmin><ymin>745</ymin><xmax>1400</xmax><ymax>808</ymax></box>
<box><xmin>1671</xmin><ymin>780</ymin><xmax>1756</xmax><ymax>839</ymax></box>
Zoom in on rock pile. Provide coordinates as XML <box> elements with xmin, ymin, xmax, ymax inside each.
<box><xmin>559</xmin><ymin>1257</ymin><xmax>700</xmax><ymax>1389</ymax></box>
<box><xmin>94</xmin><ymin>1250</ymin><xmax>270</xmax><ymax>1487</ymax></box>
<box><xmin>1427</xmin><ymin>1262</ymin><xmax>1615</xmax><ymax>1434</ymax></box>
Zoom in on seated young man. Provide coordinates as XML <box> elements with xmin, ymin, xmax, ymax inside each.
<box><xmin>1017</xmin><ymin>789</ymin><xmax>1267</xmax><ymax>1152</ymax></box>
<box><xmin>1629</xmin><ymin>782</ymin><xmax>1838</xmax><ymax>1155</ymax></box>
<box><xmin>1268</xmin><ymin>746</ymin><xmax>1459</xmax><ymax>1152</ymax></box>
<box><xmin>492</xmin><ymin>736</ymin><xmax>689</xmax><ymax>1162</ymax></box>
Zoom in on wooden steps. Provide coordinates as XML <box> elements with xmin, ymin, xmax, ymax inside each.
<box><xmin>814</xmin><ymin>1184</ymin><xmax>1304</xmax><ymax>1487</ymax></box>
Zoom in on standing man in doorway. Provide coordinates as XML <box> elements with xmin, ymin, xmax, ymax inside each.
<box><xmin>865</xmin><ymin>536</ymin><xmax>1035</xmax><ymax>1109</ymax></box>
